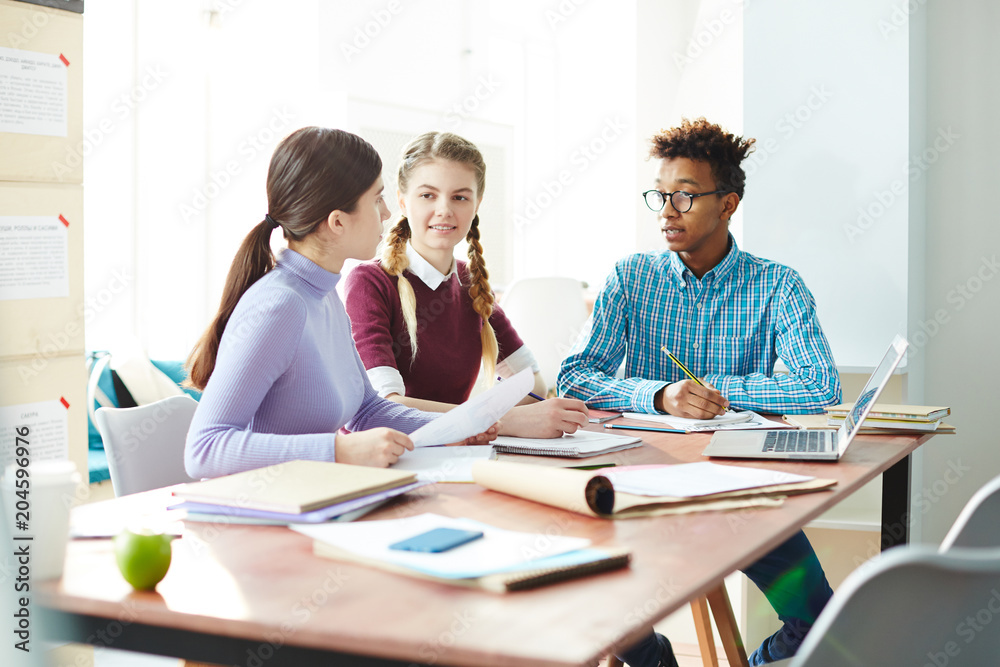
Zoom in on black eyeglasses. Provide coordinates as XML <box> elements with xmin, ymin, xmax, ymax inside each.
<box><xmin>642</xmin><ymin>189</ymin><xmax>730</xmax><ymax>214</ymax></box>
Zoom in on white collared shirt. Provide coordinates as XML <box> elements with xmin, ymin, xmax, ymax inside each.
<box><xmin>365</xmin><ymin>243</ymin><xmax>539</xmax><ymax>399</ymax></box>
<box><xmin>405</xmin><ymin>243</ymin><xmax>458</xmax><ymax>291</ymax></box>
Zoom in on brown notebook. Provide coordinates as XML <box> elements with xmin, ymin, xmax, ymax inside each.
<box><xmin>824</xmin><ymin>403</ymin><xmax>950</xmax><ymax>422</ymax></box>
<box><xmin>173</xmin><ymin>460</ymin><xmax>418</xmax><ymax>514</ymax></box>
<box><xmin>784</xmin><ymin>413</ymin><xmax>956</xmax><ymax>435</ymax></box>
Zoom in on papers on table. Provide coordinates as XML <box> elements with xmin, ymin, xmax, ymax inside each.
<box><xmin>603</xmin><ymin>462</ymin><xmax>814</xmax><ymax>498</ymax></box>
<box><xmin>409</xmin><ymin>368</ymin><xmax>533</xmax><ymax>447</ymax></box>
<box><xmin>292</xmin><ymin>512</ymin><xmax>591</xmax><ymax>579</ymax></box>
<box><xmin>471</xmin><ymin>460</ymin><xmax>835</xmax><ymax>519</ymax></box>
<box><xmin>622</xmin><ymin>410</ymin><xmax>793</xmax><ymax>432</ymax></box>
<box><xmin>391</xmin><ymin>446</ymin><xmax>495</xmax><ymax>482</ymax></box>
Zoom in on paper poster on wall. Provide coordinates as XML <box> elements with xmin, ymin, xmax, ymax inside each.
<box><xmin>0</xmin><ymin>216</ymin><xmax>69</xmax><ymax>301</ymax></box>
<box><xmin>0</xmin><ymin>46</ymin><xmax>68</xmax><ymax>137</ymax></box>
<box><xmin>0</xmin><ymin>399</ymin><xmax>69</xmax><ymax>470</ymax></box>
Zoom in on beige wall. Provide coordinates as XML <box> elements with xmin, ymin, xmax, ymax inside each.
<box><xmin>915</xmin><ymin>0</ymin><xmax>1000</xmax><ymax>544</ymax></box>
<box><xmin>0</xmin><ymin>1</ymin><xmax>87</xmax><ymax>490</ymax></box>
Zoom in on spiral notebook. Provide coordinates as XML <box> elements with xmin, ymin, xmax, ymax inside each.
<box><xmin>491</xmin><ymin>430</ymin><xmax>642</xmax><ymax>458</ymax></box>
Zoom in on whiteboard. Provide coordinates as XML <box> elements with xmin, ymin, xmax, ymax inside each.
<box><xmin>743</xmin><ymin>0</ymin><xmax>910</xmax><ymax>369</ymax></box>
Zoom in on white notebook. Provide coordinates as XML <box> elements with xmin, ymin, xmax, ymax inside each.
<box><xmin>622</xmin><ymin>410</ymin><xmax>756</xmax><ymax>431</ymax></box>
<box><xmin>491</xmin><ymin>430</ymin><xmax>642</xmax><ymax>458</ymax></box>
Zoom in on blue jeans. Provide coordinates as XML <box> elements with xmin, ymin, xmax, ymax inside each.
<box><xmin>618</xmin><ymin>530</ymin><xmax>832</xmax><ymax>666</ymax></box>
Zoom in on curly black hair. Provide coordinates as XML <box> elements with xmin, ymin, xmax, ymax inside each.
<box><xmin>648</xmin><ymin>118</ymin><xmax>756</xmax><ymax>199</ymax></box>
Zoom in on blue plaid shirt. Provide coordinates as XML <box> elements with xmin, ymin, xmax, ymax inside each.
<box><xmin>557</xmin><ymin>236</ymin><xmax>841</xmax><ymax>414</ymax></box>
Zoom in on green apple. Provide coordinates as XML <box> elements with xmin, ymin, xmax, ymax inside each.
<box><xmin>113</xmin><ymin>529</ymin><xmax>173</xmax><ymax>590</ymax></box>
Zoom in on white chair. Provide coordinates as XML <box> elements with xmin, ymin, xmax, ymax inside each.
<box><xmin>767</xmin><ymin>545</ymin><xmax>1000</xmax><ymax>666</ymax></box>
<box><xmin>940</xmin><ymin>473</ymin><xmax>1000</xmax><ymax>551</ymax></box>
<box><xmin>95</xmin><ymin>394</ymin><xmax>199</xmax><ymax>496</ymax></box>
<box><xmin>498</xmin><ymin>277</ymin><xmax>589</xmax><ymax>391</ymax></box>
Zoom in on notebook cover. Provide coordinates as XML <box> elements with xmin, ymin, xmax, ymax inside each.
<box><xmin>824</xmin><ymin>403</ymin><xmax>950</xmax><ymax>421</ymax></box>
<box><xmin>174</xmin><ymin>481</ymin><xmax>431</xmax><ymax>522</ymax></box>
<box><xmin>172</xmin><ymin>460</ymin><xmax>418</xmax><ymax>514</ymax></box>
<box><xmin>786</xmin><ymin>413</ymin><xmax>956</xmax><ymax>434</ymax></box>
<box><xmin>313</xmin><ymin>541</ymin><xmax>631</xmax><ymax>593</ymax></box>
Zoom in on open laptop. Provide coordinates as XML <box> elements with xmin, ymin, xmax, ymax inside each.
<box><xmin>702</xmin><ymin>334</ymin><xmax>908</xmax><ymax>461</ymax></box>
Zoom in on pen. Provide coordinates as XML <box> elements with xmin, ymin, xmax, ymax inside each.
<box><xmin>497</xmin><ymin>376</ymin><xmax>545</xmax><ymax>402</ymax></box>
<box><xmin>604</xmin><ymin>423</ymin><xmax>686</xmax><ymax>434</ymax></box>
<box><xmin>660</xmin><ymin>346</ymin><xmax>735</xmax><ymax>413</ymax></box>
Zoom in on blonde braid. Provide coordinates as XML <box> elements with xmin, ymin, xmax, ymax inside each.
<box><xmin>465</xmin><ymin>215</ymin><xmax>499</xmax><ymax>383</ymax></box>
<box><xmin>379</xmin><ymin>217</ymin><xmax>420</xmax><ymax>364</ymax></box>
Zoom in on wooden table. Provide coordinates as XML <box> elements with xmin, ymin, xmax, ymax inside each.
<box><xmin>37</xmin><ymin>426</ymin><xmax>932</xmax><ymax>667</ymax></box>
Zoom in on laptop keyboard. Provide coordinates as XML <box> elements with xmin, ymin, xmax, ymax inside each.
<box><xmin>762</xmin><ymin>430</ymin><xmax>835</xmax><ymax>453</ymax></box>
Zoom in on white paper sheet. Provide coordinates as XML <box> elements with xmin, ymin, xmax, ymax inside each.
<box><xmin>0</xmin><ymin>47</ymin><xmax>68</xmax><ymax>137</ymax></box>
<box><xmin>292</xmin><ymin>512</ymin><xmax>591</xmax><ymax>579</ymax></box>
<box><xmin>0</xmin><ymin>217</ymin><xmax>69</xmax><ymax>301</ymax></box>
<box><xmin>409</xmin><ymin>368</ymin><xmax>533</xmax><ymax>447</ymax></box>
<box><xmin>391</xmin><ymin>445</ymin><xmax>495</xmax><ymax>482</ymax></box>
<box><xmin>622</xmin><ymin>410</ymin><xmax>794</xmax><ymax>432</ymax></box>
<box><xmin>604</xmin><ymin>462</ymin><xmax>814</xmax><ymax>498</ymax></box>
<box><xmin>0</xmin><ymin>399</ymin><xmax>70</xmax><ymax>469</ymax></box>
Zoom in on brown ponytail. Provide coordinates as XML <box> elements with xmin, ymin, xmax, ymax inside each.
<box><xmin>186</xmin><ymin>219</ymin><xmax>276</xmax><ymax>389</ymax></box>
<box><xmin>186</xmin><ymin>127</ymin><xmax>382</xmax><ymax>389</ymax></box>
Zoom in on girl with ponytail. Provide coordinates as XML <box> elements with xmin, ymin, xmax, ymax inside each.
<box><xmin>184</xmin><ymin>127</ymin><xmax>491</xmax><ymax>479</ymax></box>
<box><xmin>343</xmin><ymin>131</ymin><xmax>588</xmax><ymax>438</ymax></box>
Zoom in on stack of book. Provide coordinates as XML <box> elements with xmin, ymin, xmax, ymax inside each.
<box><xmin>170</xmin><ymin>460</ymin><xmax>430</xmax><ymax>525</ymax></box>
<box><xmin>824</xmin><ymin>403</ymin><xmax>954</xmax><ymax>434</ymax></box>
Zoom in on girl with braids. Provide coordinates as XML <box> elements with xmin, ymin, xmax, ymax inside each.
<box><xmin>343</xmin><ymin>131</ymin><xmax>589</xmax><ymax>437</ymax></box>
<box><xmin>184</xmin><ymin>127</ymin><xmax>493</xmax><ymax>479</ymax></box>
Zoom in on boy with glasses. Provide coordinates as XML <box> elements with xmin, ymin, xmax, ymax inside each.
<box><xmin>557</xmin><ymin>118</ymin><xmax>841</xmax><ymax>666</ymax></box>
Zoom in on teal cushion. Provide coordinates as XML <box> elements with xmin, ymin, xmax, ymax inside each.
<box><xmin>87</xmin><ymin>357</ymin><xmax>201</xmax><ymax>451</ymax></box>
<box><xmin>88</xmin><ymin>449</ymin><xmax>110</xmax><ymax>484</ymax></box>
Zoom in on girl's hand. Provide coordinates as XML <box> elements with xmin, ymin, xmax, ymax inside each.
<box><xmin>335</xmin><ymin>427</ymin><xmax>414</xmax><ymax>467</ymax></box>
<box><xmin>446</xmin><ymin>423</ymin><xmax>501</xmax><ymax>446</ymax></box>
<box><xmin>499</xmin><ymin>398</ymin><xmax>589</xmax><ymax>438</ymax></box>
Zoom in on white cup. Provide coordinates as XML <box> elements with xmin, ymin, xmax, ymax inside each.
<box><xmin>2</xmin><ymin>460</ymin><xmax>81</xmax><ymax>580</ymax></box>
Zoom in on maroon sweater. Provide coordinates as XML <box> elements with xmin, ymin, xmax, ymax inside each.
<box><xmin>343</xmin><ymin>260</ymin><xmax>525</xmax><ymax>404</ymax></box>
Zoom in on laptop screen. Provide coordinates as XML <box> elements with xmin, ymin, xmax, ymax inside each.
<box><xmin>840</xmin><ymin>335</ymin><xmax>909</xmax><ymax>449</ymax></box>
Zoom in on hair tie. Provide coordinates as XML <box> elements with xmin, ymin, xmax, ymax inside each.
<box><xmin>264</xmin><ymin>214</ymin><xmax>279</xmax><ymax>229</ymax></box>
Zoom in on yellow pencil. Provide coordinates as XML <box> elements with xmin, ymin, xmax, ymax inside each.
<box><xmin>660</xmin><ymin>346</ymin><xmax>734</xmax><ymax>412</ymax></box>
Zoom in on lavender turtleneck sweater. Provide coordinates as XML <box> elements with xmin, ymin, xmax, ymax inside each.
<box><xmin>185</xmin><ymin>249</ymin><xmax>436</xmax><ymax>478</ymax></box>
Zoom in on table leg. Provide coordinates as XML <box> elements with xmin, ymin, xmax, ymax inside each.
<box><xmin>881</xmin><ymin>453</ymin><xmax>911</xmax><ymax>550</ymax></box>
<box><xmin>706</xmin><ymin>586</ymin><xmax>748</xmax><ymax>667</ymax></box>
<box><xmin>690</xmin><ymin>596</ymin><xmax>719</xmax><ymax>667</ymax></box>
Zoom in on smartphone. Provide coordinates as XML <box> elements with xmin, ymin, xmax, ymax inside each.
<box><xmin>388</xmin><ymin>527</ymin><xmax>485</xmax><ymax>553</ymax></box>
